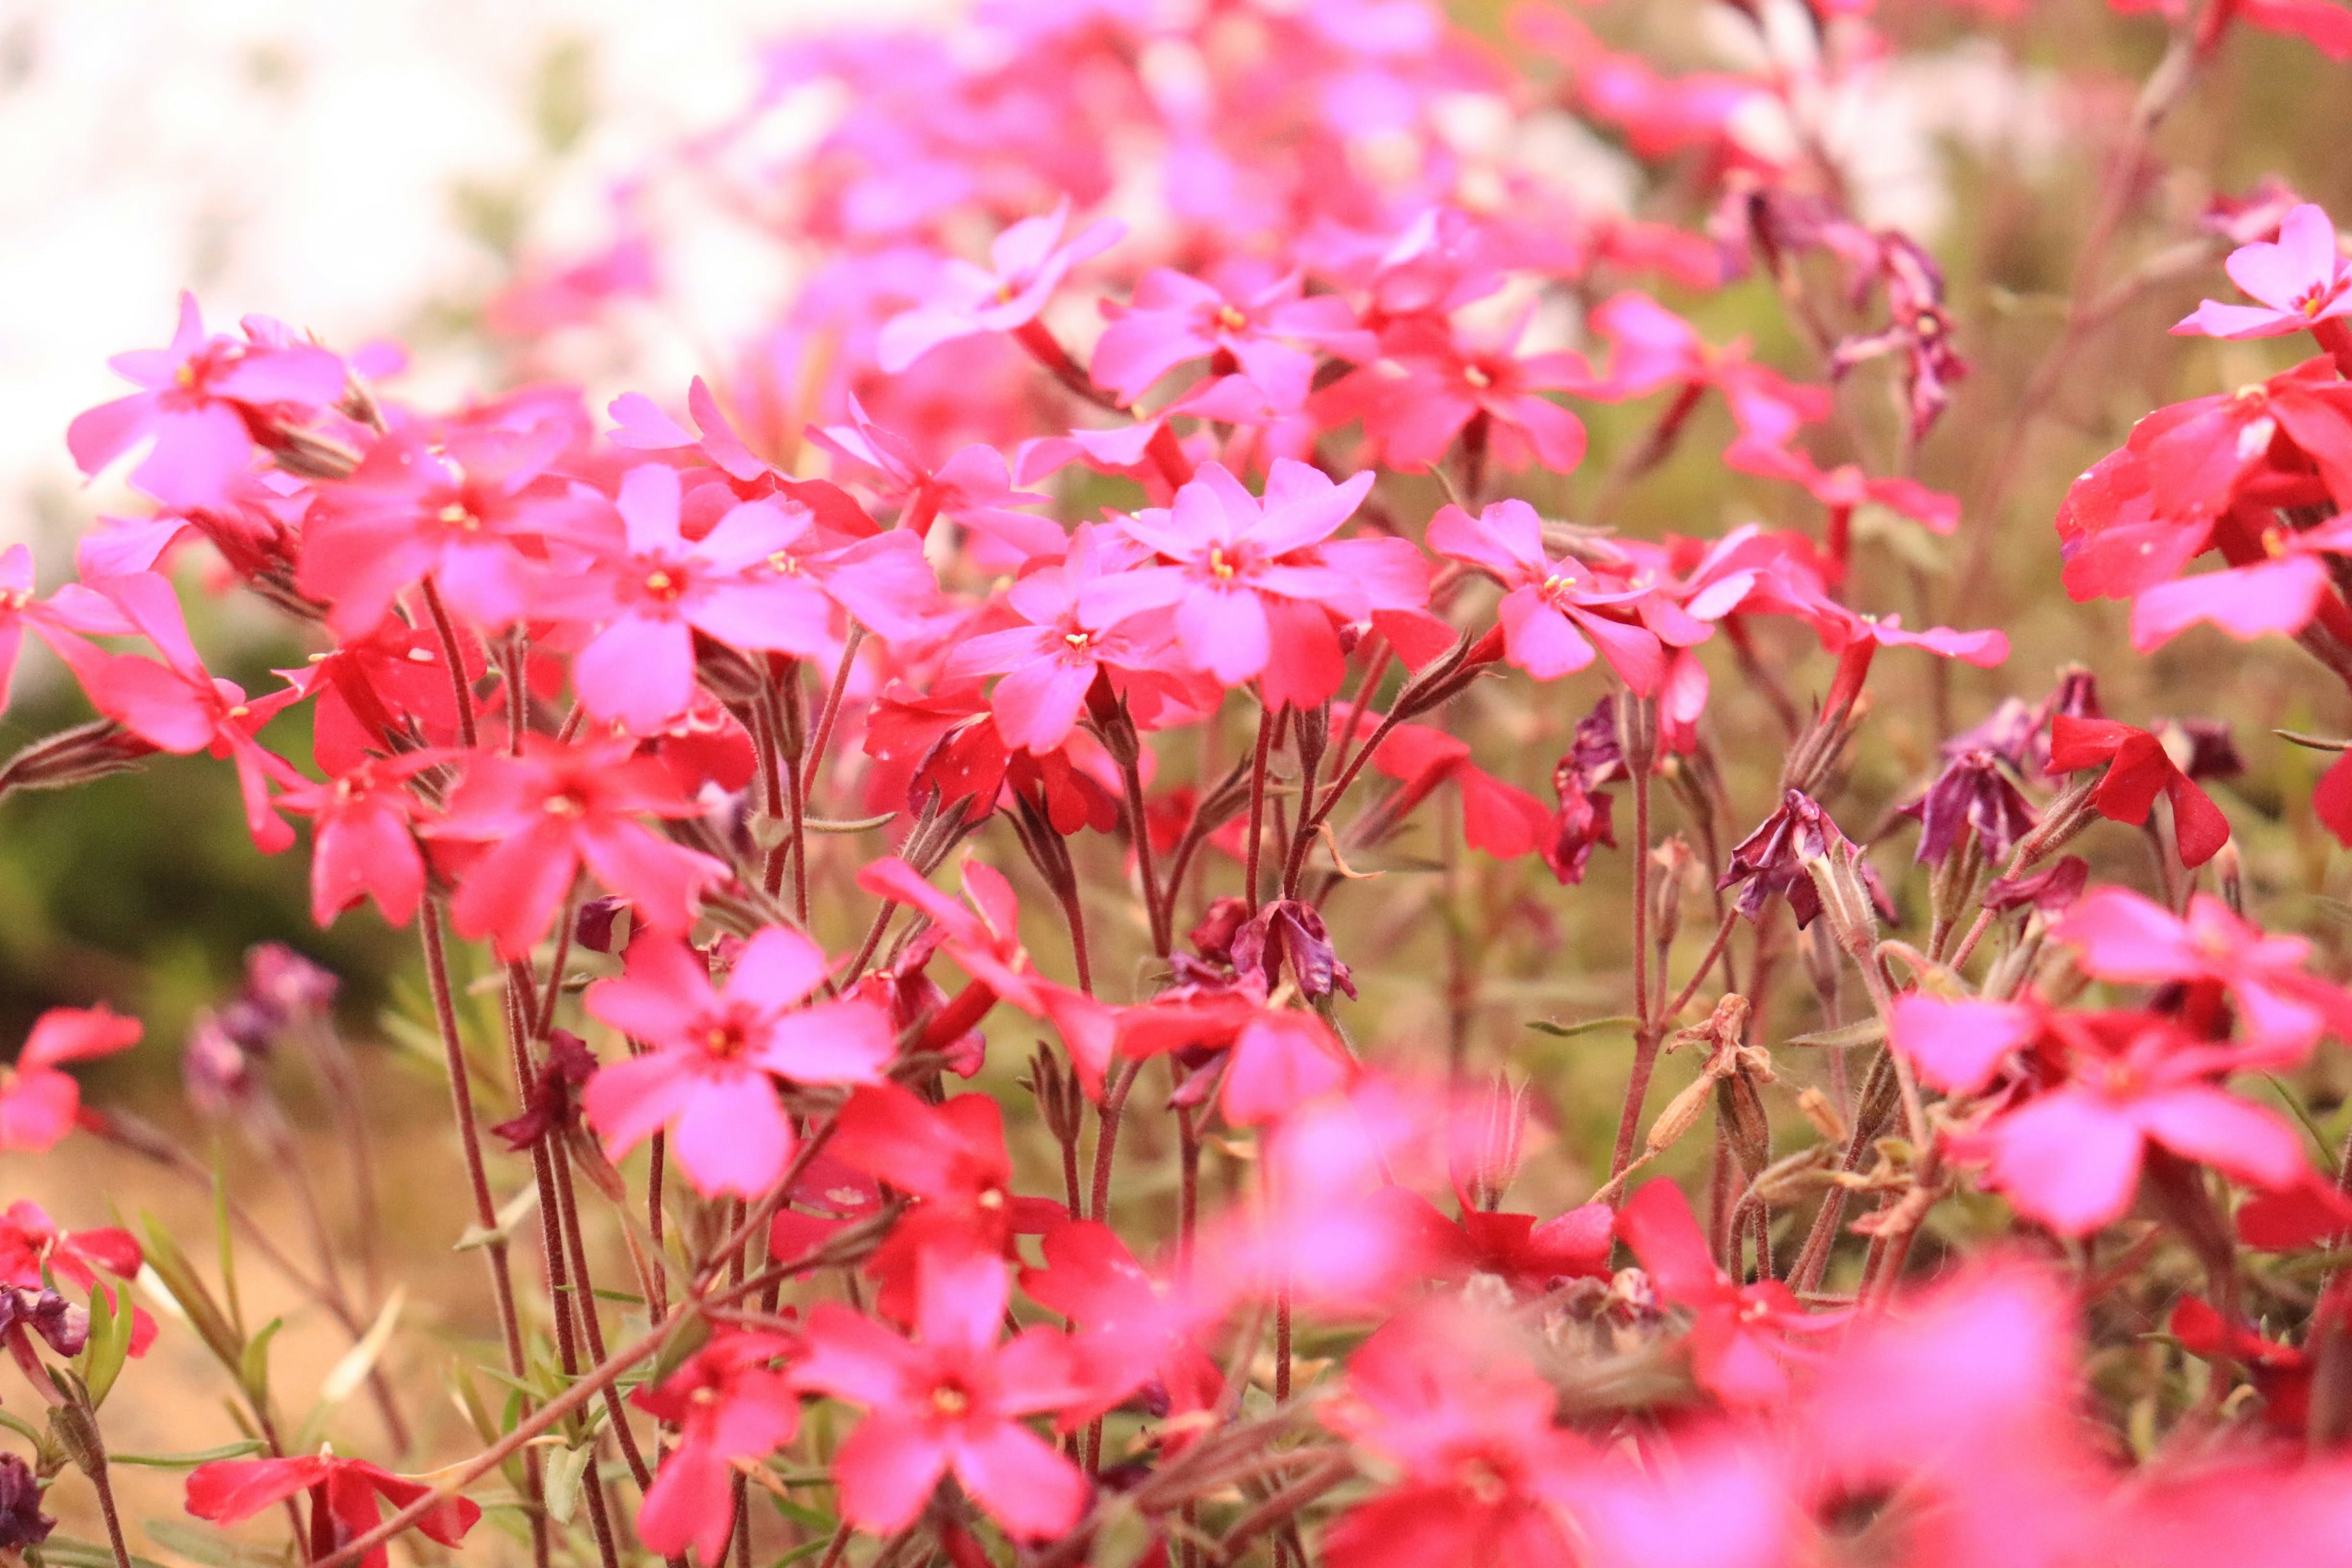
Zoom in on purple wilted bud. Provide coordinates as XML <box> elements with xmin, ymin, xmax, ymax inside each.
<box><xmin>1900</xmin><ymin>749</ymin><xmax>2037</xmax><ymax>864</ymax></box>
<box><xmin>244</xmin><ymin>943</ymin><xmax>338</xmax><ymax>1017</ymax></box>
<box><xmin>575</xmin><ymin>895</ymin><xmax>630</xmax><ymax>955</ymax></box>
<box><xmin>1718</xmin><ymin>790</ymin><xmax>1890</xmax><ymax>929</ymax></box>
<box><xmin>2154</xmin><ymin>717</ymin><xmax>2244</xmax><ymax>783</ymax></box>
<box><xmin>1982</xmin><ymin>855</ymin><xmax>2090</xmax><ymax>916</ymax></box>
<box><xmin>1188</xmin><ymin>896</ymin><xmax>1254</xmax><ymax>967</ymax></box>
<box><xmin>1232</xmin><ymin>900</ymin><xmax>1355</xmax><ymax>1001</ymax></box>
<box><xmin>1543</xmin><ymin>696</ymin><xmax>1628</xmax><ymax>886</ymax></box>
<box><xmin>184</xmin><ymin>1010</ymin><xmax>265</xmax><ymax>1120</ymax></box>
<box><xmin>1943</xmin><ymin>697</ymin><xmax>2035</xmax><ymax>769</ymax></box>
<box><xmin>491</xmin><ymin>1030</ymin><xmax>600</xmax><ymax>1152</ymax></box>
<box><xmin>2027</xmin><ymin>667</ymin><xmax>2101</xmax><ymax>778</ymax></box>
<box><xmin>0</xmin><ymin>1455</ymin><xmax>53</xmax><ymax>1550</ymax></box>
<box><xmin>0</xmin><ymin>1287</ymin><xmax>87</xmax><ymax>1359</ymax></box>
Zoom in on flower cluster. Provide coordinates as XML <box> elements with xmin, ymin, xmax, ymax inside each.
<box><xmin>13</xmin><ymin>2</ymin><xmax>2352</xmax><ymax>1568</ymax></box>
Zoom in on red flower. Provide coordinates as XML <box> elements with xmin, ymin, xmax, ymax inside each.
<box><xmin>1116</xmin><ymin>997</ymin><xmax>1359</xmax><ymax>1125</ymax></box>
<box><xmin>275</xmin><ymin>751</ymin><xmax>447</xmax><ymax>930</ymax></box>
<box><xmin>794</xmin><ymin>1249</ymin><xmax>1093</xmax><ymax>1540</ymax></box>
<box><xmin>1354</xmin><ymin>309</ymin><xmax>1589</xmax><ymax>475</ymax></box>
<box><xmin>1020</xmin><ymin>1218</ymin><xmax>1226</xmax><ymax>1433</ymax></box>
<box><xmin>1348</xmin><ymin>708</ymin><xmax>1553</xmax><ymax>861</ymax></box>
<box><xmin>0</xmin><ymin>1006</ymin><xmax>141</xmax><ymax>1153</ymax></box>
<box><xmin>429</xmin><ymin>737</ymin><xmax>729</xmax><ymax>959</ymax></box>
<box><xmin>583</xmin><ymin>929</ymin><xmax>894</xmax><ymax>1197</ymax></box>
<box><xmin>0</xmin><ymin>1202</ymin><xmax>152</xmax><ymax>1356</ymax></box>
<box><xmin>1620</xmin><ymin>1180</ymin><xmax>1833</xmax><ymax>1405</ymax></box>
<box><xmin>2047</xmin><ymin>715</ymin><xmax>2231</xmax><ymax>869</ymax></box>
<box><xmin>1426</xmin><ymin>500</ymin><xmax>1679</xmax><ymax>691</ymax></box>
<box><xmin>184</xmin><ymin>1453</ymin><xmax>480</xmax><ymax>1568</ymax></box>
<box><xmin>633</xmin><ymin>1331</ymin><xmax>803</xmax><ymax>1562</ymax></box>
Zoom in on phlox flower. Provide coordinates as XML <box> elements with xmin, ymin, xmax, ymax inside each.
<box><xmin>1352</xmin><ymin>309</ymin><xmax>1589</xmax><ymax>474</ymax></box>
<box><xmin>632</xmin><ymin>1331</ymin><xmax>803</xmax><ymax>1562</ymax></box>
<box><xmin>1091</xmin><ymin>262</ymin><xmax>1376</xmax><ymax>407</ymax></box>
<box><xmin>2048</xmin><ymin>715</ymin><xmax>2232</xmax><ymax>869</ymax></box>
<box><xmin>793</xmin><ymin>1248</ymin><xmax>1093</xmax><ymax>1540</ymax></box>
<box><xmin>1427</xmin><ymin>499</ymin><xmax>1686</xmax><ymax>691</ymax></box>
<box><xmin>553</xmin><ymin>465</ymin><xmax>842</xmax><ymax>732</ymax></box>
<box><xmin>0</xmin><ymin>1006</ymin><xmax>140</xmax><ymax>1152</ymax></box>
<box><xmin>275</xmin><ymin>751</ymin><xmax>447</xmax><ymax>930</ymax></box>
<box><xmin>2175</xmin><ymin>202</ymin><xmax>2352</xmax><ymax>339</ymax></box>
<box><xmin>186</xmin><ymin>1454</ymin><xmax>480</xmax><ymax>1568</ymax></box>
<box><xmin>1020</xmin><ymin>1218</ymin><xmax>1227</xmax><ymax>1433</ymax></box>
<box><xmin>428</xmin><ymin>737</ymin><xmax>729</xmax><ymax>960</ymax></box>
<box><xmin>583</xmin><ymin>929</ymin><xmax>894</xmax><ymax>1197</ymax></box>
<box><xmin>1343</xmin><ymin>706</ymin><xmax>1553</xmax><ymax>861</ymax></box>
<box><xmin>877</xmin><ymin>198</ymin><xmax>1125</xmax><ymax>373</ymax></box>
<box><xmin>1093</xmin><ymin>459</ymin><xmax>1428</xmax><ymax>710</ymax></box>
<box><xmin>0</xmin><ymin>1202</ymin><xmax>148</xmax><ymax>1356</ymax></box>
<box><xmin>0</xmin><ymin>545</ymin><xmax>137</xmax><ymax>718</ymax></box>
<box><xmin>66</xmin><ymin>292</ymin><xmax>347</xmax><ymax>512</ymax></box>
<box><xmin>808</xmin><ymin>395</ymin><xmax>1065</xmax><ymax>564</ymax></box>
<box><xmin>1115</xmin><ymin>995</ymin><xmax>1359</xmax><ymax>1126</ymax></box>
<box><xmin>1620</xmin><ymin>1180</ymin><xmax>1834</xmax><ymax>1405</ymax></box>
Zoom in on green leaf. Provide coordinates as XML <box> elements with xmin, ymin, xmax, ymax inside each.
<box><xmin>0</xmin><ymin>1408</ymin><xmax>50</xmax><ymax>1456</ymax></box>
<box><xmin>1526</xmin><ymin>1015</ymin><xmax>1637</xmax><ymax>1038</ymax></box>
<box><xmin>77</xmin><ymin>1283</ymin><xmax>133</xmax><ymax>1409</ymax></box>
<box><xmin>137</xmin><ymin>1216</ymin><xmax>243</xmax><ymax>1374</ymax></box>
<box><xmin>109</xmin><ymin>1440</ymin><xmax>266</xmax><ymax>1469</ymax></box>
<box><xmin>646</xmin><ymin>1310</ymin><xmax>711</xmax><ymax>1389</ymax></box>
<box><xmin>238</xmin><ymin>1318</ymin><xmax>282</xmax><ymax>1409</ymax></box>
<box><xmin>138</xmin><ymin>1518</ymin><xmax>280</xmax><ymax>1568</ymax></box>
<box><xmin>543</xmin><ymin>1442</ymin><xmax>591</xmax><ymax>1526</ymax></box>
<box><xmin>34</xmin><ymin>1535</ymin><xmax>172</xmax><ymax>1568</ymax></box>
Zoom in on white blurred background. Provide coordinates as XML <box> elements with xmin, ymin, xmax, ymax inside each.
<box><xmin>0</xmin><ymin>0</ymin><xmax>944</xmax><ymax>551</ymax></box>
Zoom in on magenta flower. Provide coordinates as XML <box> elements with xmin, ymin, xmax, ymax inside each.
<box><xmin>0</xmin><ymin>1202</ymin><xmax>149</xmax><ymax>1356</ymax></box>
<box><xmin>1427</xmin><ymin>499</ymin><xmax>1678</xmax><ymax>691</ymax></box>
<box><xmin>632</xmin><ymin>1331</ymin><xmax>803</xmax><ymax>1562</ymax></box>
<box><xmin>557</xmin><ymin>465</ymin><xmax>841</xmax><ymax>731</ymax></box>
<box><xmin>794</xmin><ymin>1248</ymin><xmax>1092</xmax><ymax>1540</ymax></box>
<box><xmin>0</xmin><ymin>1006</ymin><xmax>141</xmax><ymax>1153</ymax></box>
<box><xmin>0</xmin><ymin>545</ymin><xmax>136</xmax><ymax>717</ymax></box>
<box><xmin>878</xmin><ymin>199</ymin><xmax>1126</xmax><ymax>373</ymax></box>
<box><xmin>1093</xmin><ymin>459</ymin><xmax>1427</xmax><ymax>710</ymax></box>
<box><xmin>582</xmin><ymin>929</ymin><xmax>892</xmax><ymax>1197</ymax></box>
<box><xmin>429</xmin><ymin>737</ymin><xmax>729</xmax><ymax>960</ymax></box>
<box><xmin>66</xmin><ymin>292</ymin><xmax>347</xmax><ymax>511</ymax></box>
<box><xmin>1357</xmin><ymin>310</ymin><xmax>1589</xmax><ymax>474</ymax></box>
<box><xmin>2174</xmin><ymin>202</ymin><xmax>2352</xmax><ymax>339</ymax></box>
<box><xmin>2054</xmin><ymin>887</ymin><xmax>2352</xmax><ymax>1064</ymax></box>
<box><xmin>1352</xmin><ymin>709</ymin><xmax>1553</xmax><ymax>860</ymax></box>
<box><xmin>808</xmin><ymin>395</ymin><xmax>1065</xmax><ymax>564</ymax></box>
<box><xmin>1020</xmin><ymin>1218</ymin><xmax>1226</xmax><ymax>1431</ymax></box>
<box><xmin>1945</xmin><ymin>1009</ymin><xmax>2310</xmax><ymax>1235</ymax></box>
<box><xmin>1091</xmin><ymin>263</ymin><xmax>1375</xmax><ymax>407</ymax></box>
<box><xmin>941</xmin><ymin>525</ymin><xmax>1186</xmax><ymax>753</ymax></box>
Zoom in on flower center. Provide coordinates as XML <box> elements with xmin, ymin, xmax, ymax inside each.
<box><xmin>542</xmin><ymin>793</ymin><xmax>587</xmax><ymax>818</ymax></box>
<box><xmin>644</xmin><ymin>567</ymin><xmax>683</xmax><ymax>601</ymax></box>
<box><xmin>1457</xmin><ymin>1459</ymin><xmax>1506</xmax><ymax>1506</ymax></box>
<box><xmin>975</xmin><ymin>1186</ymin><xmax>1005</xmax><ymax>1211</ymax></box>
<box><xmin>1207</xmin><ymin>546</ymin><xmax>1238</xmax><ymax>581</ymax></box>
<box><xmin>931</xmin><ymin>1384</ymin><xmax>971</xmax><ymax>1415</ymax></box>
<box><xmin>1062</xmin><ymin>630</ymin><xmax>1093</xmax><ymax>653</ymax></box>
<box><xmin>704</xmin><ymin>1023</ymin><xmax>748</xmax><ymax>1060</ymax></box>
<box><xmin>175</xmin><ymin>364</ymin><xmax>197</xmax><ymax>389</ymax></box>
<box><xmin>767</xmin><ymin>551</ymin><xmax>803</xmax><ymax>576</ymax></box>
<box><xmin>1216</xmin><ymin>304</ymin><xmax>1248</xmax><ymax>332</ymax></box>
<box><xmin>437</xmin><ymin>502</ymin><xmax>481</xmax><ymax>532</ymax></box>
<box><xmin>1462</xmin><ymin>364</ymin><xmax>1493</xmax><ymax>390</ymax></box>
<box><xmin>0</xmin><ymin>590</ymin><xmax>27</xmax><ymax>612</ymax></box>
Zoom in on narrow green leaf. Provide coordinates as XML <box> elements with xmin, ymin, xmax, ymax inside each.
<box><xmin>1526</xmin><ymin>1015</ymin><xmax>1637</xmax><ymax>1038</ymax></box>
<box><xmin>238</xmin><ymin>1317</ymin><xmax>282</xmax><ymax>1408</ymax></box>
<box><xmin>36</xmin><ymin>1536</ymin><xmax>172</xmax><ymax>1568</ymax></box>
<box><xmin>543</xmin><ymin>1442</ymin><xmax>590</xmax><ymax>1525</ymax></box>
<box><xmin>1784</xmin><ymin>1019</ymin><xmax>1888</xmax><ymax>1050</ymax></box>
<box><xmin>110</xmin><ymin>1439</ymin><xmax>267</xmax><ymax>1469</ymax></box>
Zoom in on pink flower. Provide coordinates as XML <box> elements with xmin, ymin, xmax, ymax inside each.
<box><xmin>67</xmin><ymin>292</ymin><xmax>347</xmax><ymax>511</ymax></box>
<box><xmin>1947</xmin><ymin>1009</ymin><xmax>2312</xmax><ymax>1235</ymax></box>
<box><xmin>48</xmin><ymin>572</ymin><xmax>306</xmax><ymax>853</ymax></box>
<box><xmin>583</xmin><ymin>929</ymin><xmax>894</xmax><ymax>1197</ymax></box>
<box><xmin>0</xmin><ymin>545</ymin><xmax>135</xmax><ymax>717</ymax></box>
<box><xmin>186</xmin><ymin>1454</ymin><xmax>479</xmax><ymax>1568</ymax></box>
<box><xmin>940</xmin><ymin>525</ymin><xmax>1188</xmax><ymax>753</ymax></box>
<box><xmin>878</xmin><ymin>200</ymin><xmax>1126</xmax><ymax>373</ymax></box>
<box><xmin>2174</xmin><ymin>202</ymin><xmax>2352</xmax><ymax>339</ymax></box>
<box><xmin>0</xmin><ymin>1007</ymin><xmax>140</xmax><ymax>1153</ymax></box>
<box><xmin>1091</xmin><ymin>263</ymin><xmax>1375</xmax><ymax>407</ymax></box>
<box><xmin>1116</xmin><ymin>997</ymin><xmax>1359</xmax><ymax>1125</ymax></box>
<box><xmin>556</xmin><ymin>465</ymin><xmax>841</xmax><ymax>731</ymax></box>
<box><xmin>297</xmin><ymin>428</ymin><xmax>606</xmax><ymax>639</ymax></box>
<box><xmin>632</xmin><ymin>1331</ymin><xmax>802</xmax><ymax>1562</ymax></box>
<box><xmin>809</xmin><ymin>396</ymin><xmax>1065</xmax><ymax>564</ymax></box>
<box><xmin>1322</xmin><ymin>1302</ymin><xmax>1586</xmax><ymax>1568</ymax></box>
<box><xmin>1095</xmin><ymin>459</ymin><xmax>1428</xmax><ymax>710</ymax></box>
<box><xmin>1348</xmin><ymin>708</ymin><xmax>1553</xmax><ymax>860</ymax></box>
<box><xmin>1020</xmin><ymin>1218</ymin><xmax>1226</xmax><ymax>1432</ymax></box>
<box><xmin>1427</xmin><ymin>499</ymin><xmax>1681</xmax><ymax>690</ymax></box>
<box><xmin>2054</xmin><ymin>887</ymin><xmax>2352</xmax><ymax>1063</ymax></box>
<box><xmin>1355</xmin><ymin>311</ymin><xmax>1589</xmax><ymax>474</ymax></box>
<box><xmin>794</xmin><ymin>1248</ymin><xmax>1092</xmax><ymax>1540</ymax></box>
<box><xmin>429</xmin><ymin>738</ymin><xmax>729</xmax><ymax>960</ymax></box>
